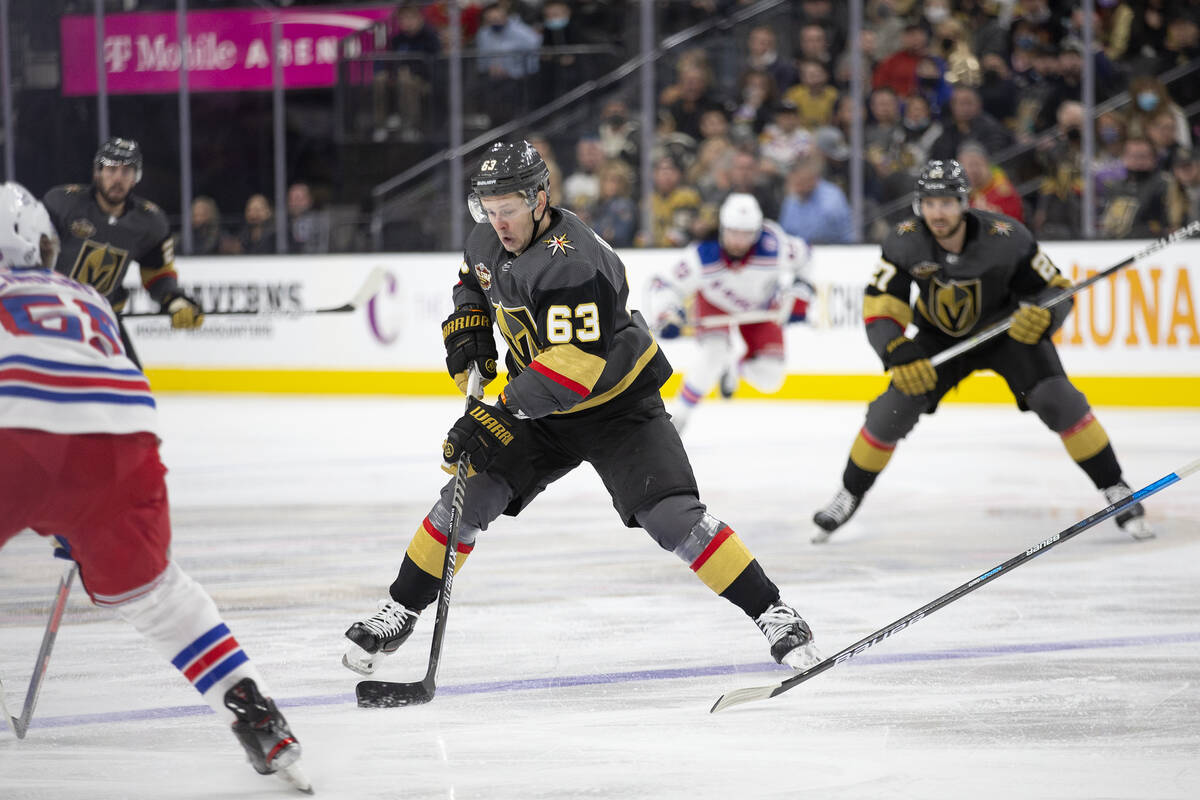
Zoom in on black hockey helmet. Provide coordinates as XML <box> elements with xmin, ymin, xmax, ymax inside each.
<box><xmin>912</xmin><ymin>158</ymin><xmax>969</xmax><ymax>215</ymax></box>
<box><xmin>467</xmin><ymin>141</ymin><xmax>551</xmax><ymax>223</ymax></box>
<box><xmin>93</xmin><ymin>137</ymin><xmax>143</xmax><ymax>183</ymax></box>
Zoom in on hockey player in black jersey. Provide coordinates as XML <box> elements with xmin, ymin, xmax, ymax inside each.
<box><xmin>811</xmin><ymin>159</ymin><xmax>1153</xmax><ymax>542</ymax></box>
<box><xmin>344</xmin><ymin>141</ymin><xmax>821</xmax><ymax>676</ymax></box>
<box><xmin>42</xmin><ymin>137</ymin><xmax>203</xmax><ymax>366</ymax></box>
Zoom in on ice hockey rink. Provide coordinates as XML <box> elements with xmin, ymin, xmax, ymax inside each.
<box><xmin>2</xmin><ymin>393</ymin><xmax>1198</xmax><ymax>799</ymax></box>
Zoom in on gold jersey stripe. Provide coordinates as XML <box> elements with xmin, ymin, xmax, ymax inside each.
<box><xmin>690</xmin><ymin>527</ymin><xmax>754</xmax><ymax>595</ymax></box>
<box><xmin>1060</xmin><ymin>412</ymin><xmax>1111</xmax><ymax>462</ymax></box>
<box><xmin>533</xmin><ymin>343</ymin><xmax>607</xmax><ymax>395</ymax></box>
<box><xmin>863</xmin><ymin>293</ymin><xmax>913</xmax><ymax>327</ymax></box>
<box><xmin>404</xmin><ymin>517</ymin><xmax>474</xmax><ymax>579</ymax></box>
<box><xmin>554</xmin><ymin>340</ymin><xmax>660</xmax><ymax>414</ymax></box>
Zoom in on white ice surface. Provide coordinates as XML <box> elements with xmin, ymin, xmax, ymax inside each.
<box><xmin>2</xmin><ymin>394</ymin><xmax>1199</xmax><ymax>799</ymax></box>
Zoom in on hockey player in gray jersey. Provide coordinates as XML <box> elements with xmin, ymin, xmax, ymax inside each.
<box><xmin>343</xmin><ymin>141</ymin><xmax>821</xmax><ymax>676</ymax></box>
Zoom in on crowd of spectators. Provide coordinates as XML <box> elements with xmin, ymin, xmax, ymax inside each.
<box><xmin>175</xmin><ymin>0</ymin><xmax>1200</xmax><ymax>251</ymax></box>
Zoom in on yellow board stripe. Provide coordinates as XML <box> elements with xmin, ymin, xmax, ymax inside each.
<box><xmin>142</xmin><ymin>368</ymin><xmax>1200</xmax><ymax>408</ymax></box>
<box><xmin>691</xmin><ymin>528</ymin><xmax>754</xmax><ymax>595</ymax></box>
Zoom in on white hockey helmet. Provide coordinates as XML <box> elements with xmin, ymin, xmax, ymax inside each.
<box><xmin>719</xmin><ymin>193</ymin><xmax>764</xmax><ymax>236</ymax></box>
<box><xmin>0</xmin><ymin>182</ymin><xmax>59</xmax><ymax>271</ymax></box>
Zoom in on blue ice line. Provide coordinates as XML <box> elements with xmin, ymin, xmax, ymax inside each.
<box><xmin>20</xmin><ymin>630</ymin><xmax>1200</xmax><ymax>731</ymax></box>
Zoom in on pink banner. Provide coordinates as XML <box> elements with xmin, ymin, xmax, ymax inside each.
<box><xmin>60</xmin><ymin>6</ymin><xmax>393</xmax><ymax>95</ymax></box>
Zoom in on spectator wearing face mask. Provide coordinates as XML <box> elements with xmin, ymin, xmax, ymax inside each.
<box><xmin>1123</xmin><ymin>75</ymin><xmax>1191</xmax><ymax>150</ymax></box>
<box><xmin>1098</xmin><ymin>136</ymin><xmax>1180</xmax><ymax>239</ymax></box>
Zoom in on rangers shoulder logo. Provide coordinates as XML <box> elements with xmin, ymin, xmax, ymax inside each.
<box><xmin>474</xmin><ymin>262</ymin><xmax>492</xmax><ymax>290</ymax></box>
<box><xmin>989</xmin><ymin>220</ymin><xmax>1013</xmax><ymax>236</ymax></box>
<box><xmin>896</xmin><ymin>220</ymin><xmax>917</xmax><ymax>235</ymax></box>
<box><xmin>70</xmin><ymin>218</ymin><xmax>97</xmax><ymax>239</ymax></box>
<box><xmin>543</xmin><ymin>234</ymin><xmax>575</xmax><ymax>256</ymax></box>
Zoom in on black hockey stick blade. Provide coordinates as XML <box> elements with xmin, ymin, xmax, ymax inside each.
<box><xmin>355</xmin><ymin>677</ymin><xmax>435</xmax><ymax>709</ymax></box>
<box><xmin>711</xmin><ymin>458</ymin><xmax>1200</xmax><ymax>713</ymax></box>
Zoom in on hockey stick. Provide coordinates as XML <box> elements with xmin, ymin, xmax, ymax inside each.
<box><xmin>931</xmin><ymin>220</ymin><xmax>1200</xmax><ymax>368</ymax></box>
<box><xmin>1</xmin><ymin>561</ymin><xmax>77</xmax><ymax>738</ymax></box>
<box><xmin>356</xmin><ymin>367</ymin><xmax>485</xmax><ymax>709</ymax></box>
<box><xmin>711</xmin><ymin>458</ymin><xmax>1200</xmax><ymax>713</ymax></box>
<box><xmin>121</xmin><ymin>266</ymin><xmax>387</xmax><ymax>318</ymax></box>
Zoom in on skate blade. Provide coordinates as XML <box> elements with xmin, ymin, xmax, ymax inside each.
<box><xmin>276</xmin><ymin>762</ymin><xmax>314</xmax><ymax>794</ymax></box>
<box><xmin>781</xmin><ymin>642</ymin><xmax>822</xmax><ymax>670</ymax></box>
<box><xmin>810</xmin><ymin>527</ymin><xmax>835</xmax><ymax>545</ymax></box>
<box><xmin>341</xmin><ymin>652</ymin><xmax>376</xmax><ymax>677</ymax></box>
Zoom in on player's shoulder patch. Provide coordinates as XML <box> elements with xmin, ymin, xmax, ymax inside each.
<box><xmin>987</xmin><ymin>218</ymin><xmax>1014</xmax><ymax>237</ymax></box>
<box><xmin>895</xmin><ymin>218</ymin><xmax>919</xmax><ymax>236</ymax></box>
<box><xmin>755</xmin><ymin>227</ymin><xmax>780</xmax><ymax>257</ymax></box>
<box><xmin>696</xmin><ymin>238</ymin><xmax>722</xmax><ymax>264</ymax></box>
<box><xmin>141</xmin><ymin>199</ymin><xmax>162</xmax><ymax>215</ymax></box>
<box><xmin>64</xmin><ymin>184</ymin><xmax>87</xmax><ymax>195</ymax></box>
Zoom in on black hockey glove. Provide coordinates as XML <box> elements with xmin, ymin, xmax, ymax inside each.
<box><xmin>442</xmin><ymin>305</ymin><xmax>498</xmax><ymax>394</ymax></box>
<box><xmin>883</xmin><ymin>336</ymin><xmax>937</xmax><ymax>396</ymax></box>
<box><xmin>163</xmin><ymin>291</ymin><xmax>204</xmax><ymax>329</ymax></box>
<box><xmin>442</xmin><ymin>397</ymin><xmax>519</xmax><ymax>476</ymax></box>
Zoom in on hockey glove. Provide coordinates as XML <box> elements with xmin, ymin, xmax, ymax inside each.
<box><xmin>442</xmin><ymin>305</ymin><xmax>498</xmax><ymax>394</ymax></box>
<box><xmin>883</xmin><ymin>336</ymin><xmax>937</xmax><ymax>396</ymax></box>
<box><xmin>1008</xmin><ymin>303</ymin><xmax>1052</xmax><ymax>345</ymax></box>
<box><xmin>784</xmin><ymin>276</ymin><xmax>815</xmax><ymax>323</ymax></box>
<box><xmin>442</xmin><ymin>397</ymin><xmax>518</xmax><ymax>476</ymax></box>
<box><xmin>656</xmin><ymin>308</ymin><xmax>685</xmax><ymax>340</ymax></box>
<box><xmin>165</xmin><ymin>292</ymin><xmax>204</xmax><ymax>329</ymax></box>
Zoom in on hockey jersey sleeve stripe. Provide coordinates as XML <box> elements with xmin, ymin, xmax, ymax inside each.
<box><xmin>555</xmin><ymin>340</ymin><xmax>661</xmax><ymax>414</ymax></box>
<box><xmin>529</xmin><ymin>343</ymin><xmax>606</xmax><ymax>397</ymax></box>
<box><xmin>0</xmin><ymin>353</ymin><xmax>144</xmax><ymax>377</ymax></box>
<box><xmin>0</xmin><ymin>366</ymin><xmax>150</xmax><ymax>392</ymax></box>
<box><xmin>862</xmin><ymin>293</ymin><xmax>913</xmax><ymax>327</ymax></box>
<box><xmin>0</xmin><ymin>385</ymin><xmax>156</xmax><ymax>407</ymax></box>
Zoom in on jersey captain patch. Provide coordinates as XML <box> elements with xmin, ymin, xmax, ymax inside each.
<box><xmin>70</xmin><ymin>240</ymin><xmax>130</xmax><ymax>296</ymax></box>
<box><xmin>929</xmin><ymin>277</ymin><xmax>982</xmax><ymax>336</ymax></box>
<box><xmin>543</xmin><ymin>234</ymin><xmax>575</xmax><ymax>256</ymax></box>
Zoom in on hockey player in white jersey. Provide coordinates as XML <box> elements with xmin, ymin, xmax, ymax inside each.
<box><xmin>0</xmin><ymin>183</ymin><xmax>310</xmax><ymax>793</ymax></box>
<box><xmin>648</xmin><ymin>193</ymin><xmax>814</xmax><ymax>432</ymax></box>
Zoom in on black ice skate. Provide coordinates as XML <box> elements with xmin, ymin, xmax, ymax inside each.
<box><xmin>1103</xmin><ymin>482</ymin><xmax>1155</xmax><ymax>540</ymax></box>
<box><xmin>811</xmin><ymin>487</ymin><xmax>862</xmax><ymax>543</ymax></box>
<box><xmin>755</xmin><ymin>601</ymin><xmax>821</xmax><ymax>669</ymax></box>
<box><xmin>224</xmin><ymin>677</ymin><xmax>311</xmax><ymax>794</ymax></box>
<box><xmin>342</xmin><ymin>599</ymin><xmax>420</xmax><ymax>676</ymax></box>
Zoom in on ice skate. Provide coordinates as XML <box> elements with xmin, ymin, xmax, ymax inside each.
<box><xmin>811</xmin><ymin>487</ymin><xmax>862</xmax><ymax>543</ymax></box>
<box><xmin>719</xmin><ymin>368</ymin><xmax>738</xmax><ymax>399</ymax></box>
<box><xmin>1103</xmin><ymin>482</ymin><xmax>1155</xmax><ymax>540</ymax></box>
<box><xmin>755</xmin><ymin>601</ymin><xmax>821</xmax><ymax>669</ymax></box>
<box><xmin>343</xmin><ymin>599</ymin><xmax>420</xmax><ymax>675</ymax></box>
<box><xmin>223</xmin><ymin>678</ymin><xmax>312</xmax><ymax>794</ymax></box>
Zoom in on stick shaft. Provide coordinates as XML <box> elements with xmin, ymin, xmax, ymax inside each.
<box><xmin>712</xmin><ymin>458</ymin><xmax>1199</xmax><ymax>712</ymax></box>
<box><xmin>8</xmin><ymin>563</ymin><xmax>77</xmax><ymax>737</ymax></box>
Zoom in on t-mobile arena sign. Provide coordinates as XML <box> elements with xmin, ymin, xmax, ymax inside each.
<box><xmin>60</xmin><ymin>6</ymin><xmax>391</xmax><ymax>95</ymax></box>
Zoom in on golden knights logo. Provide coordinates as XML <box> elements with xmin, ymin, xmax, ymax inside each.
<box><xmin>543</xmin><ymin>234</ymin><xmax>575</xmax><ymax>256</ymax></box>
<box><xmin>70</xmin><ymin>239</ymin><xmax>130</xmax><ymax>295</ymax></box>
<box><xmin>493</xmin><ymin>304</ymin><xmax>541</xmax><ymax>368</ymax></box>
<box><xmin>929</xmin><ymin>277</ymin><xmax>981</xmax><ymax>336</ymax></box>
